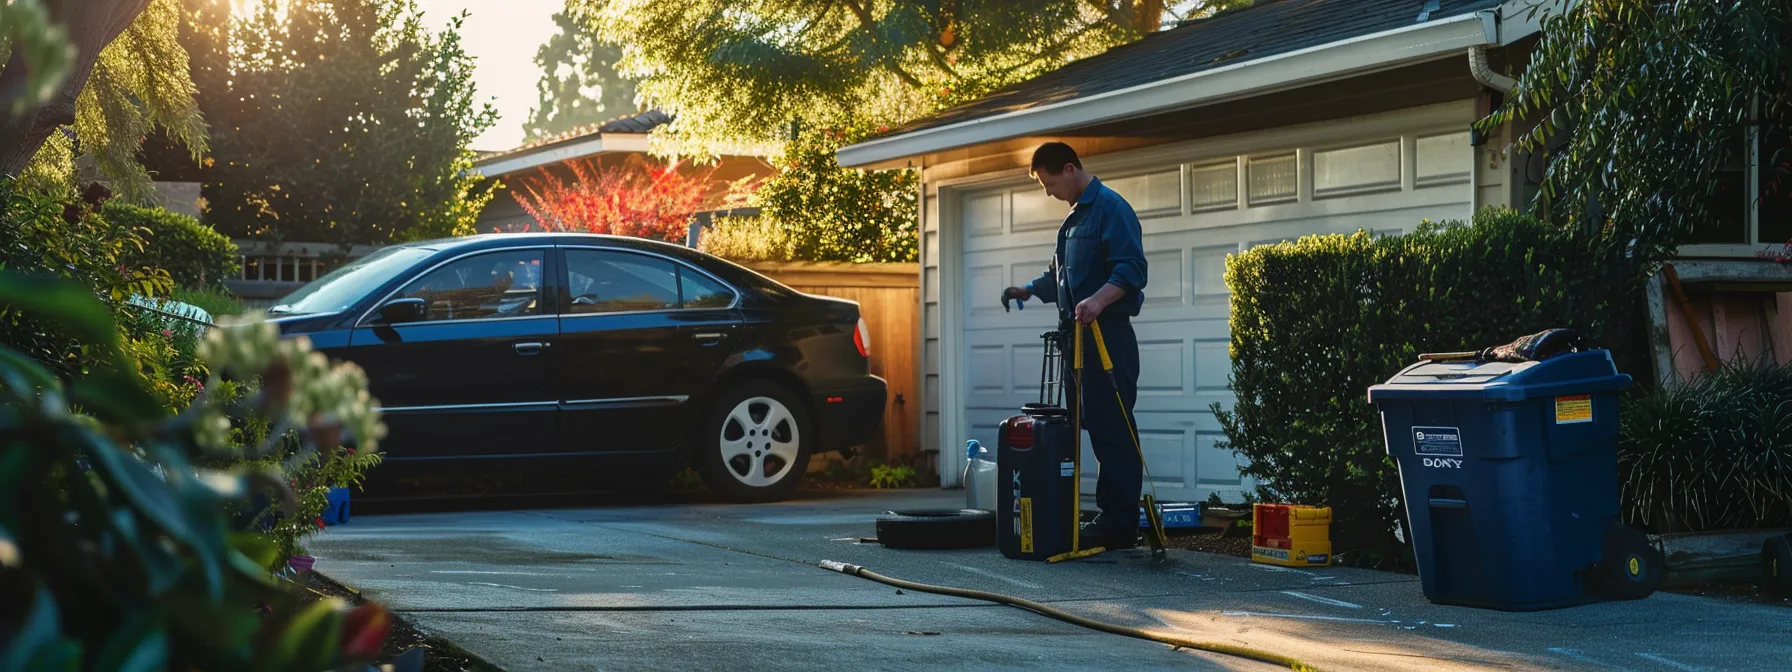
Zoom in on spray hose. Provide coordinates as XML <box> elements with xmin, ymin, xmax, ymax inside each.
<box><xmin>818</xmin><ymin>560</ymin><xmax>1323</xmax><ymax>671</ymax></box>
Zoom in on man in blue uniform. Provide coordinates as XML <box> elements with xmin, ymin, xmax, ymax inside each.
<box><xmin>1001</xmin><ymin>142</ymin><xmax>1148</xmax><ymax>549</ymax></box>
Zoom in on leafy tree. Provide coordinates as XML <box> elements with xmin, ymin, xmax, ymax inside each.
<box><xmin>575</xmin><ymin>0</ymin><xmax>1252</xmax><ymax>155</ymax></box>
<box><xmin>0</xmin><ymin>0</ymin><xmax>206</xmax><ymax>200</ymax></box>
<box><xmin>744</xmin><ymin>125</ymin><xmax>918</xmax><ymax>263</ymax></box>
<box><xmin>1485</xmin><ymin>0</ymin><xmax>1792</xmax><ymax>260</ymax></box>
<box><xmin>511</xmin><ymin>155</ymin><xmax>715</xmax><ymax>242</ymax></box>
<box><xmin>522</xmin><ymin>9</ymin><xmax>639</xmax><ymax>141</ymax></box>
<box><xmin>189</xmin><ymin>0</ymin><xmax>497</xmax><ymax>247</ymax></box>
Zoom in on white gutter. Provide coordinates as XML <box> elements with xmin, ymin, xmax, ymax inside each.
<box><xmin>839</xmin><ymin>10</ymin><xmax>1515</xmax><ymax>167</ymax></box>
<box><xmin>471</xmin><ymin>133</ymin><xmax>653</xmax><ymax>178</ymax></box>
<box><xmin>1467</xmin><ymin>44</ymin><xmax>1518</xmax><ymax>92</ymax></box>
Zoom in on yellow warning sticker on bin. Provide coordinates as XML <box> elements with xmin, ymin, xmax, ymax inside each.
<box><xmin>1019</xmin><ymin>498</ymin><xmax>1034</xmax><ymax>553</ymax></box>
<box><xmin>1555</xmin><ymin>395</ymin><xmax>1592</xmax><ymax>424</ymax></box>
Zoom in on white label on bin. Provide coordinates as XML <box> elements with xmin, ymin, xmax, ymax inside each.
<box><xmin>1412</xmin><ymin>426</ymin><xmax>1463</xmax><ymax>457</ymax></box>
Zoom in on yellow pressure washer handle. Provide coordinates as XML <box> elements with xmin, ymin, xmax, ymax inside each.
<box><xmin>1089</xmin><ymin>320</ymin><xmax>1114</xmax><ymax>372</ymax></box>
<box><xmin>1082</xmin><ymin>320</ymin><xmax>1170</xmax><ymax>558</ymax></box>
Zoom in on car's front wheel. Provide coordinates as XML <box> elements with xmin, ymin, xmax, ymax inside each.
<box><xmin>697</xmin><ymin>380</ymin><xmax>812</xmax><ymax>502</ymax></box>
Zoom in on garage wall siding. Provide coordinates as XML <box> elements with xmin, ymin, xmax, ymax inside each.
<box><xmin>921</xmin><ymin>101</ymin><xmax>1482</xmax><ymax>496</ymax></box>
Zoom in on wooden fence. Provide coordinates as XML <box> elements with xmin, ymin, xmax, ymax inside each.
<box><xmin>744</xmin><ymin>262</ymin><xmax>921</xmax><ymax>464</ymax></box>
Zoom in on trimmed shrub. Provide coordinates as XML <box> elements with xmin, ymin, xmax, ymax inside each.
<box><xmin>1620</xmin><ymin>357</ymin><xmax>1792</xmax><ymax>533</ymax></box>
<box><xmin>174</xmin><ymin>285</ymin><xmax>249</xmax><ymax>318</ymax></box>
<box><xmin>698</xmin><ymin>215</ymin><xmax>790</xmax><ymax>262</ymax></box>
<box><xmin>104</xmin><ymin>201</ymin><xmax>240</xmax><ymax>288</ymax></box>
<box><xmin>0</xmin><ymin>179</ymin><xmax>173</xmax><ymax>378</ymax></box>
<box><xmin>1215</xmin><ymin>208</ymin><xmax>1649</xmax><ymax>562</ymax></box>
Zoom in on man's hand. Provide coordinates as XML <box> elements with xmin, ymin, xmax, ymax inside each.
<box><xmin>1001</xmin><ymin>286</ymin><xmax>1030</xmax><ymax>312</ymax></box>
<box><xmin>1074</xmin><ymin>283</ymin><xmax>1127</xmax><ymax>324</ymax></box>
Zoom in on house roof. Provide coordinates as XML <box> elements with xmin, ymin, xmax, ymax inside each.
<box><xmin>901</xmin><ymin>0</ymin><xmax>1503</xmax><ymax>135</ymax></box>
<box><xmin>475</xmin><ymin>109</ymin><xmax>670</xmax><ymax>166</ymax></box>
<box><xmin>840</xmin><ymin>0</ymin><xmax>1522</xmax><ymax>166</ymax></box>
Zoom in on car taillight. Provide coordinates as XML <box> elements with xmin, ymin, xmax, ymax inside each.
<box><xmin>852</xmin><ymin>317</ymin><xmax>870</xmax><ymax>358</ymax></box>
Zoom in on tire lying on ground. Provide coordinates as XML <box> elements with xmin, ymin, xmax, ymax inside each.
<box><xmin>876</xmin><ymin>509</ymin><xmax>996</xmax><ymax>549</ymax></box>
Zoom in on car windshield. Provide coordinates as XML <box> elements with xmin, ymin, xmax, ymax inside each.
<box><xmin>269</xmin><ymin>246</ymin><xmax>435</xmax><ymax>315</ymax></box>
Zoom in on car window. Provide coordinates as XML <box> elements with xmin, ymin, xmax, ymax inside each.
<box><xmin>271</xmin><ymin>246</ymin><xmax>435</xmax><ymax>315</ymax></box>
<box><xmin>393</xmin><ymin>249</ymin><xmax>544</xmax><ymax>321</ymax></box>
<box><xmin>679</xmin><ymin>267</ymin><xmax>736</xmax><ymax>309</ymax></box>
<box><xmin>565</xmin><ymin>250</ymin><xmax>680</xmax><ymax>314</ymax></box>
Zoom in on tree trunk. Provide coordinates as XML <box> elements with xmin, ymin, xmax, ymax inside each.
<box><xmin>1135</xmin><ymin>0</ymin><xmax>1165</xmax><ymax>33</ymax></box>
<box><xmin>0</xmin><ymin>0</ymin><xmax>154</xmax><ymax>178</ymax></box>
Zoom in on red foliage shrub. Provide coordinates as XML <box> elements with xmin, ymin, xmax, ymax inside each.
<box><xmin>511</xmin><ymin>155</ymin><xmax>714</xmax><ymax>241</ymax></box>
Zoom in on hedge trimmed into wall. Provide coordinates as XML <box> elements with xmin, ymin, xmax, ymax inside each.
<box><xmin>104</xmin><ymin>202</ymin><xmax>240</xmax><ymax>288</ymax></box>
<box><xmin>1215</xmin><ymin>208</ymin><xmax>1650</xmax><ymax>563</ymax></box>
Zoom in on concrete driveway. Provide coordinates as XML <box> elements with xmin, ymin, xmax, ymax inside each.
<box><xmin>307</xmin><ymin>490</ymin><xmax>1789</xmax><ymax>671</ymax></box>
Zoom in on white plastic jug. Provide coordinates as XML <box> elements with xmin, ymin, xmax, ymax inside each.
<box><xmin>962</xmin><ymin>440</ymin><xmax>998</xmax><ymax>511</ymax></box>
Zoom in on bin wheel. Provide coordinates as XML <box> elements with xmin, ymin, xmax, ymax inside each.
<box><xmin>1594</xmin><ymin>526</ymin><xmax>1662</xmax><ymax>600</ymax></box>
<box><xmin>1764</xmin><ymin>535</ymin><xmax>1792</xmax><ymax>598</ymax></box>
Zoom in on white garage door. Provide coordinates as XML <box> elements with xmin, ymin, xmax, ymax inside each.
<box><xmin>954</xmin><ymin>125</ymin><xmax>1473</xmax><ymax>504</ymax></box>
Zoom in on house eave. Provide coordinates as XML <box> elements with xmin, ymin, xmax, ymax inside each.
<box><xmin>471</xmin><ymin>133</ymin><xmax>653</xmax><ymax>178</ymax></box>
<box><xmin>838</xmin><ymin>7</ymin><xmax>1540</xmax><ymax>168</ymax></box>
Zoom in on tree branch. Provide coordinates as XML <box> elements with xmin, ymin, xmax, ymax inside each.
<box><xmin>0</xmin><ymin>0</ymin><xmax>155</xmax><ymax>177</ymax></box>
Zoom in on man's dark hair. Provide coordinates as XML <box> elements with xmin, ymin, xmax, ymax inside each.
<box><xmin>1030</xmin><ymin>142</ymin><xmax>1082</xmax><ymax>175</ymax></box>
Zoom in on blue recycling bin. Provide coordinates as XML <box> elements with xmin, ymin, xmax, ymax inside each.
<box><xmin>322</xmin><ymin>486</ymin><xmax>351</xmax><ymax>526</ymax></box>
<box><xmin>1368</xmin><ymin>350</ymin><xmax>1656</xmax><ymax>611</ymax></box>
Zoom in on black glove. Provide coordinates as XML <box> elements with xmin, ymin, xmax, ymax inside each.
<box><xmin>1000</xmin><ymin>287</ymin><xmax>1028</xmax><ymax>312</ymax></box>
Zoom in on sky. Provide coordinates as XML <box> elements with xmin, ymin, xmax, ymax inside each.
<box><xmin>415</xmin><ymin>0</ymin><xmax>562</xmax><ymax>152</ymax></box>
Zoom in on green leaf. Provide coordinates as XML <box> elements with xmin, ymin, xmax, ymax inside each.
<box><xmin>69</xmin><ymin>368</ymin><xmax>166</xmax><ymax>426</ymax></box>
<box><xmin>0</xmin><ymin>583</ymin><xmax>81</xmax><ymax>672</ymax></box>
<box><xmin>230</xmin><ymin>531</ymin><xmax>281</xmax><ymax>570</ymax></box>
<box><xmin>0</xmin><ymin>345</ymin><xmax>60</xmax><ymax>398</ymax></box>
<box><xmin>0</xmin><ymin>275</ymin><xmax>122</xmax><ymax>362</ymax></box>
<box><xmin>89</xmin><ymin>610</ymin><xmax>169</xmax><ymax>672</ymax></box>
<box><xmin>270</xmin><ymin>598</ymin><xmax>344</xmax><ymax>672</ymax></box>
<box><xmin>73</xmin><ymin>434</ymin><xmax>221</xmax><ymax>598</ymax></box>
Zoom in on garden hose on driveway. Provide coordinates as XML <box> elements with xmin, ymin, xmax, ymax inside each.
<box><xmin>818</xmin><ymin>560</ymin><xmax>1323</xmax><ymax>671</ymax></box>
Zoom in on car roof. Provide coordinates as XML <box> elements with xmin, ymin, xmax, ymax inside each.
<box><xmin>400</xmin><ymin>232</ymin><xmax>692</xmax><ymax>254</ymax></box>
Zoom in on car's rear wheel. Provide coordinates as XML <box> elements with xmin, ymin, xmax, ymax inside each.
<box><xmin>698</xmin><ymin>380</ymin><xmax>812</xmax><ymax>502</ymax></box>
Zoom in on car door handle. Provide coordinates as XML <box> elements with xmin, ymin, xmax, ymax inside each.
<box><xmin>514</xmin><ymin>342</ymin><xmax>546</xmax><ymax>355</ymax></box>
<box><xmin>691</xmin><ymin>332</ymin><xmax>726</xmax><ymax>342</ymax></box>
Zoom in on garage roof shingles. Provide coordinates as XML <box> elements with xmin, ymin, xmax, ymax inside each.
<box><xmin>895</xmin><ymin>0</ymin><xmax>1502</xmax><ymax>135</ymax></box>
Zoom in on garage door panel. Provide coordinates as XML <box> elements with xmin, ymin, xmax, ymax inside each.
<box><xmin>1194</xmin><ymin>340</ymin><xmax>1232</xmax><ymax>392</ymax></box>
<box><xmin>1143</xmin><ymin>249</ymin><xmax>1185</xmax><ymax>306</ymax></box>
<box><xmin>964</xmin><ymin>192</ymin><xmax>1005</xmax><ymax>237</ymax></box>
<box><xmin>1008</xmin><ymin>260</ymin><xmax>1049</xmax><ymax>293</ymax></box>
<box><xmin>1011</xmin><ymin>343</ymin><xmax>1048</xmax><ymax>398</ymax></box>
<box><xmin>1136</xmin><ymin>339</ymin><xmax>1187</xmax><ymax>396</ymax></box>
<box><xmin>1196</xmin><ymin>430</ymin><xmax>1248</xmax><ymax>492</ymax></box>
<box><xmin>965</xmin><ymin>265</ymin><xmax>1005</xmax><ymax>320</ymax></box>
<box><xmin>967</xmin><ymin>345</ymin><xmax>1006</xmax><ymax>397</ymax></box>
<box><xmin>1190</xmin><ymin>245</ymin><xmax>1236</xmax><ymax>303</ymax></box>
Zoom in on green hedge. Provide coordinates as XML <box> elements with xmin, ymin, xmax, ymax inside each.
<box><xmin>104</xmin><ymin>202</ymin><xmax>240</xmax><ymax>288</ymax></box>
<box><xmin>1620</xmin><ymin>357</ymin><xmax>1792</xmax><ymax>532</ymax></box>
<box><xmin>1215</xmin><ymin>208</ymin><xmax>1649</xmax><ymax>562</ymax></box>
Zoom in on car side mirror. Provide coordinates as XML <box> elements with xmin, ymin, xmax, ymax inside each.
<box><xmin>374</xmin><ymin>298</ymin><xmax>428</xmax><ymax>324</ymax></box>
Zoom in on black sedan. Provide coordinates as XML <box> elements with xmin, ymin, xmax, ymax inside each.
<box><xmin>265</xmin><ymin>233</ymin><xmax>887</xmax><ymax>502</ymax></box>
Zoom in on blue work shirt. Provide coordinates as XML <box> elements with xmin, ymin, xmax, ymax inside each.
<box><xmin>1024</xmin><ymin>176</ymin><xmax>1148</xmax><ymax>319</ymax></box>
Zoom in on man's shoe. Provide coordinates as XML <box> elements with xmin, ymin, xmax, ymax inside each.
<box><xmin>1079</xmin><ymin>523</ymin><xmax>1139</xmax><ymax>550</ymax></box>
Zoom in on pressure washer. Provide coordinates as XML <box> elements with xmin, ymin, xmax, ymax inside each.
<box><xmin>995</xmin><ymin>319</ymin><xmax>1169</xmax><ymax>563</ymax></box>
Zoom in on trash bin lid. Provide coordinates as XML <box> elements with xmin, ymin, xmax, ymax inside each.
<box><xmin>1367</xmin><ymin>350</ymin><xmax>1631</xmax><ymax>403</ymax></box>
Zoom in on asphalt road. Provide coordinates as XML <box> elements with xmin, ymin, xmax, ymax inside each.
<box><xmin>308</xmin><ymin>489</ymin><xmax>1790</xmax><ymax>671</ymax></box>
